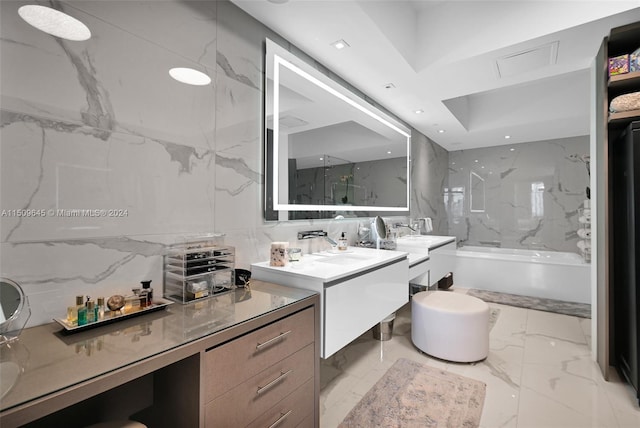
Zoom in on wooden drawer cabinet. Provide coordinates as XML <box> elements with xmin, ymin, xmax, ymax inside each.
<box><xmin>204</xmin><ymin>307</ymin><xmax>314</xmax><ymax>402</ymax></box>
<box><xmin>246</xmin><ymin>378</ymin><xmax>315</xmax><ymax>428</ymax></box>
<box><xmin>203</xmin><ymin>306</ymin><xmax>317</xmax><ymax>427</ymax></box>
<box><xmin>0</xmin><ymin>283</ymin><xmax>319</xmax><ymax>428</ymax></box>
<box><xmin>205</xmin><ymin>344</ymin><xmax>314</xmax><ymax>427</ymax></box>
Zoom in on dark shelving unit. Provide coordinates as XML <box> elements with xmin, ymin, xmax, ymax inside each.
<box><xmin>606</xmin><ymin>21</ymin><xmax>640</xmax><ymax>406</ymax></box>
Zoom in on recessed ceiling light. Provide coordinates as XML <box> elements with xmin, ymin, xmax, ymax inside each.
<box><xmin>18</xmin><ymin>5</ymin><xmax>91</xmax><ymax>41</ymax></box>
<box><xmin>505</xmin><ymin>135</ymin><xmax>511</xmax><ymax>139</ymax></box>
<box><xmin>383</xmin><ymin>83</ymin><xmax>396</xmax><ymax>89</ymax></box>
<box><xmin>169</xmin><ymin>67</ymin><xmax>211</xmax><ymax>86</ymax></box>
<box><xmin>331</xmin><ymin>39</ymin><xmax>350</xmax><ymax>50</ymax></box>
<box><xmin>415</xmin><ymin>109</ymin><xmax>424</xmax><ymax>114</ymax></box>
<box><xmin>387</xmin><ymin>151</ymin><xmax>392</xmax><ymax>154</ymax></box>
<box><xmin>509</xmin><ymin>148</ymin><xmax>515</xmax><ymax>151</ymax></box>
<box><xmin>474</xmin><ymin>159</ymin><xmax>479</xmax><ymax>163</ymax></box>
<box><xmin>438</xmin><ymin>129</ymin><xmax>445</xmax><ymax>133</ymax></box>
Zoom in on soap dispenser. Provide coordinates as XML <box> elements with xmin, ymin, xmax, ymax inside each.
<box><xmin>337</xmin><ymin>232</ymin><xmax>348</xmax><ymax>251</ymax></box>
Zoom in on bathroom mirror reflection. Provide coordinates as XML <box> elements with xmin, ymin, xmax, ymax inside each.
<box><xmin>265</xmin><ymin>39</ymin><xmax>411</xmax><ymax>220</ymax></box>
<box><xmin>470</xmin><ymin>171</ymin><xmax>485</xmax><ymax>213</ymax></box>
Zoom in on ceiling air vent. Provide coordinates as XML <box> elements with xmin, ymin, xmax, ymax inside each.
<box><xmin>495</xmin><ymin>41</ymin><xmax>559</xmax><ymax>79</ymax></box>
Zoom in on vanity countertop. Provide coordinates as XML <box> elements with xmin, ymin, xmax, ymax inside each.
<box><xmin>0</xmin><ymin>281</ymin><xmax>317</xmax><ymax>414</ymax></box>
<box><xmin>396</xmin><ymin>234</ymin><xmax>456</xmax><ymax>250</ymax></box>
<box><xmin>396</xmin><ymin>235</ymin><xmax>456</xmax><ymax>267</ymax></box>
<box><xmin>407</xmin><ymin>252</ymin><xmax>430</xmax><ymax>267</ymax></box>
<box><xmin>251</xmin><ymin>246</ymin><xmax>408</xmax><ymax>284</ymax></box>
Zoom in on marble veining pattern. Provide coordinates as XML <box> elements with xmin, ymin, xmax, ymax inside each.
<box><xmin>1</xmin><ymin>0</ymin><xmax>451</xmax><ymax>330</ymax></box>
<box><xmin>411</xmin><ymin>130</ymin><xmax>449</xmax><ymax>235</ymax></box>
<box><xmin>448</xmin><ymin>136</ymin><xmax>589</xmax><ymax>252</ymax></box>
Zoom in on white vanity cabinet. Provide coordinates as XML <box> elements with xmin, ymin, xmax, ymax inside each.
<box><xmin>396</xmin><ymin>236</ymin><xmax>456</xmax><ymax>287</ymax></box>
<box><xmin>252</xmin><ymin>247</ymin><xmax>408</xmax><ymax>358</ymax></box>
<box><xmin>427</xmin><ymin>240</ymin><xmax>456</xmax><ymax>286</ymax></box>
<box><xmin>323</xmin><ymin>259</ymin><xmax>407</xmax><ymax>357</ymax></box>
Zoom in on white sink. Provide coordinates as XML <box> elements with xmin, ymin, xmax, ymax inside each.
<box><xmin>314</xmin><ymin>253</ymin><xmax>370</xmax><ymax>265</ymax></box>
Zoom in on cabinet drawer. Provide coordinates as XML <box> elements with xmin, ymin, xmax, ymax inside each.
<box><xmin>205</xmin><ymin>344</ymin><xmax>314</xmax><ymax>428</ymax></box>
<box><xmin>204</xmin><ymin>307</ymin><xmax>314</xmax><ymax>401</ymax></box>
<box><xmin>246</xmin><ymin>378</ymin><xmax>314</xmax><ymax>428</ymax></box>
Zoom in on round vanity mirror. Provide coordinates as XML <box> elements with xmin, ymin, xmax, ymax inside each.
<box><xmin>374</xmin><ymin>216</ymin><xmax>387</xmax><ymax>240</ymax></box>
<box><xmin>0</xmin><ymin>278</ymin><xmax>29</xmax><ymax>343</ymax></box>
<box><xmin>0</xmin><ymin>278</ymin><xmax>24</xmax><ymax>325</ymax></box>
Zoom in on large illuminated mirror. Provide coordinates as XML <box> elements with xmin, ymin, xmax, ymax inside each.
<box><xmin>265</xmin><ymin>39</ymin><xmax>410</xmax><ymax>220</ymax></box>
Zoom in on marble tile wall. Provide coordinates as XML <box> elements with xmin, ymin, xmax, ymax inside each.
<box><xmin>0</xmin><ymin>0</ymin><xmax>449</xmax><ymax>327</ymax></box>
<box><xmin>447</xmin><ymin>136</ymin><xmax>590</xmax><ymax>252</ymax></box>
<box><xmin>410</xmin><ymin>130</ymin><xmax>449</xmax><ymax>235</ymax></box>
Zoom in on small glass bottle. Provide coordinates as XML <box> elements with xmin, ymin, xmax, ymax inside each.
<box><xmin>67</xmin><ymin>295</ymin><xmax>84</xmax><ymax>325</ymax></box>
<box><xmin>77</xmin><ymin>303</ymin><xmax>88</xmax><ymax>326</ymax></box>
<box><xmin>125</xmin><ymin>289</ymin><xmax>141</xmax><ymax>313</ymax></box>
<box><xmin>141</xmin><ymin>280</ymin><xmax>153</xmax><ymax>307</ymax></box>
<box><xmin>97</xmin><ymin>297</ymin><xmax>106</xmax><ymax>320</ymax></box>
<box><xmin>86</xmin><ymin>300</ymin><xmax>96</xmax><ymax>323</ymax></box>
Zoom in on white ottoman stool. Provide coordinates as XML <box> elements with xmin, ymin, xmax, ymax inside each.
<box><xmin>412</xmin><ymin>291</ymin><xmax>489</xmax><ymax>362</ymax></box>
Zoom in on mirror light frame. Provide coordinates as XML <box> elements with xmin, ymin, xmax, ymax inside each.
<box><xmin>267</xmin><ymin>39</ymin><xmax>411</xmax><ymax>212</ymax></box>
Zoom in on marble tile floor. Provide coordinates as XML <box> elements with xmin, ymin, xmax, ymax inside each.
<box><xmin>320</xmin><ymin>288</ymin><xmax>640</xmax><ymax>428</ymax></box>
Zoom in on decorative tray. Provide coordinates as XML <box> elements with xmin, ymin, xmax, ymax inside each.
<box><xmin>54</xmin><ymin>298</ymin><xmax>173</xmax><ymax>333</ymax></box>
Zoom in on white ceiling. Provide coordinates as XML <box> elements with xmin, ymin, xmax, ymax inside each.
<box><xmin>231</xmin><ymin>0</ymin><xmax>640</xmax><ymax>150</ymax></box>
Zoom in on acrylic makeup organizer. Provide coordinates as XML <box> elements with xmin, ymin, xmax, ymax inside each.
<box><xmin>163</xmin><ymin>237</ymin><xmax>235</xmax><ymax>304</ymax></box>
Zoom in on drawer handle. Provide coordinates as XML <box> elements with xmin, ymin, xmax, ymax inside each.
<box><xmin>256</xmin><ymin>370</ymin><xmax>292</xmax><ymax>395</ymax></box>
<box><xmin>267</xmin><ymin>410</ymin><xmax>292</xmax><ymax>428</ymax></box>
<box><xmin>256</xmin><ymin>330</ymin><xmax>292</xmax><ymax>351</ymax></box>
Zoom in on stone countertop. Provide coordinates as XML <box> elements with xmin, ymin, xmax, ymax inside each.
<box><xmin>251</xmin><ymin>246</ymin><xmax>408</xmax><ymax>284</ymax></box>
<box><xmin>0</xmin><ymin>281</ymin><xmax>317</xmax><ymax>413</ymax></box>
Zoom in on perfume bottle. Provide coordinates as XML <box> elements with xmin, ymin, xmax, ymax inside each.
<box><xmin>141</xmin><ymin>280</ymin><xmax>153</xmax><ymax>307</ymax></box>
<box><xmin>97</xmin><ymin>296</ymin><xmax>106</xmax><ymax>320</ymax></box>
<box><xmin>86</xmin><ymin>300</ymin><xmax>97</xmax><ymax>324</ymax></box>
<box><xmin>78</xmin><ymin>302</ymin><xmax>88</xmax><ymax>326</ymax></box>
<box><xmin>124</xmin><ymin>289</ymin><xmax>141</xmax><ymax>313</ymax></box>
<box><xmin>67</xmin><ymin>295</ymin><xmax>84</xmax><ymax>325</ymax></box>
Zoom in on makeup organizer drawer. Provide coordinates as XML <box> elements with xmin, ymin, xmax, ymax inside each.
<box><xmin>163</xmin><ymin>240</ymin><xmax>235</xmax><ymax>304</ymax></box>
<box><xmin>203</xmin><ymin>306</ymin><xmax>314</xmax><ymax>402</ymax></box>
<box><xmin>204</xmin><ymin>344</ymin><xmax>314</xmax><ymax>427</ymax></box>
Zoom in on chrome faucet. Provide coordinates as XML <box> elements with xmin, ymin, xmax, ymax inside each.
<box><xmin>393</xmin><ymin>223</ymin><xmax>417</xmax><ymax>232</ymax></box>
<box><xmin>297</xmin><ymin>230</ymin><xmax>328</xmax><ymax>240</ymax></box>
<box><xmin>324</xmin><ymin>236</ymin><xmax>338</xmax><ymax>246</ymax></box>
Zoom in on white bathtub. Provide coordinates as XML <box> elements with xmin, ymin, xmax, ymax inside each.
<box><xmin>447</xmin><ymin>246</ymin><xmax>590</xmax><ymax>304</ymax></box>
